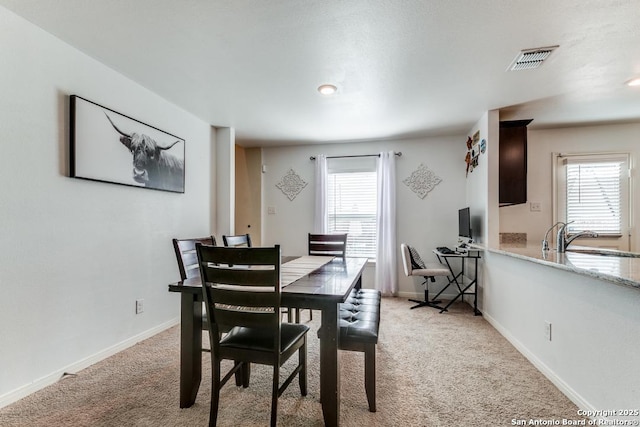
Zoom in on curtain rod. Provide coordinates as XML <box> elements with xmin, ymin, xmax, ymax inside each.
<box><xmin>309</xmin><ymin>152</ymin><xmax>402</xmax><ymax>161</ymax></box>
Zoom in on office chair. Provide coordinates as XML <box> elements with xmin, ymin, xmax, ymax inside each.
<box><xmin>400</xmin><ymin>243</ymin><xmax>450</xmax><ymax>310</ymax></box>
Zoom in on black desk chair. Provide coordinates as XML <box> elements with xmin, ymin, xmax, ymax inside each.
<box><xmin>197</xmin><ymin>244</ymin><xmax>309</xmax><ymax>427</ymax></box>
<box><xmin>400</xmin><ymin>243</ymin><xmax>450</xmax><ymax>310</ymax></box>
<box><xmin>222</xmin><ymin>233</ymin><xmax>252</xmax><ymax>247</ymax></box>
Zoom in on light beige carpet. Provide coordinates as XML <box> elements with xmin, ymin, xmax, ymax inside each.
<box><xmin>0</xmin><ymin>297</ymin><xmax>587</xmax><ymax>426</ymax></box>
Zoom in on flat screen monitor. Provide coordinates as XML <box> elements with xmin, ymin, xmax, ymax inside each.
<box><xmin>458</xmin><ymin>207</ymin><xmax>472</xmax><ymax>241</ymax></box>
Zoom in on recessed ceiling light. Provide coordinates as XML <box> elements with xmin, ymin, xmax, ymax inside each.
<box><xmin>626</xmin><ymin>77</ymin><xmax>640</xmax><ymax>87</ymax></box>
<box><xmin>318</xmin><ymin>84</ymin><xmax>337</xmax><ymax>95</ymax></box>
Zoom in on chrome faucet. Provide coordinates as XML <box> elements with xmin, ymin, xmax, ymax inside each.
<box><xmin>542</xmin><ymin>221</ymin><xmax>564</xmax><ymax>251</ymax></box>
<box><xmin>556</xmin><ymin>222</ymin><xmax>598</xmax><ymax>253</ymax></box>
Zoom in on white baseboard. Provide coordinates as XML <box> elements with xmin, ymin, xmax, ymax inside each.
<box><xmin>0</xmin><ymin>318</ymin><xmax>179</xmax><ymax>409</ymax></box>
<box><xmin>482</xmin><ymin>312</ymin><xmax>595</xmax><ymax>413</ymax></box>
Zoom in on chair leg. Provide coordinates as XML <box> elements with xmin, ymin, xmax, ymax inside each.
<box><xmin>242</xmin><ymin>362</ymin><xmax>251</xmax><ymax>388</ymax></box>
<box><xmin>364</xmin><ymin>344</ymin><xmax>376</xmax><ymax>412</ymax></box>
<box><xmin>271</xmin><ymin>365</ymin><xmax>279</xmax><ymax>427</ymax></box>
<box><xmin>210</xmin><ymin>358</ymin><xmax>221</xmax><ymax>427</ymax></box>
<box><xmin>299</xmin><ymin>336</ymin><xmax>308</xmax><ymax>396</ymax></box>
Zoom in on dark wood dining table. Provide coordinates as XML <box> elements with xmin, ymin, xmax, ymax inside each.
<box><xmin>168</xmin><ymin>256</ymin><xmax>368</xmax><ymax>427</ymax></box>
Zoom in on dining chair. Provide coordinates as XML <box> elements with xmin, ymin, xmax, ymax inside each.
<box><xmin>196</xmin><ymin>244</ymin><xmax>309</xmax><ymax>427</ymax></box>
<box><xmin>400</xmin><ymin>243</ymin><xmax>451</xmax><ymax>310</ymax></box>
<box><xmin>222</xmin><ymin>233</ymin><xmax>294</xmax><ymax>322</ymax></box>
<box><xmin>173</xmin><ymin>236</ymin><xmax>249</xmax><ymax>388</ymax></box>
<box><xmin>308</xmin><ymin>233</ymin><xmax>348</xmax><ymax>258</ymax></box>
<box><xmin>300</xmin><ymin>233</ymin><xmax>349</xmax><ymax>322</ymax></box>
<box><xmin>173</xmin><ymin>236</ymin><xmax>217</xmax><ymax>334</ymax></box>
<box><xmin>222</xmin><ymin>233</ymin><xmax>252</xmax><ymax>247</ymax></box>
<box><xmin>173</xmin><ymin>236</ymin><xmax>217</xmax><ymax>283</ymax></box>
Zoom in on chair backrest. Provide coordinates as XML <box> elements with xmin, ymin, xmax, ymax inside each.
<box><xmin>400</xmin><ymin>243</ymin><xmax>412</xmax><ymax>276</ymax></box>
<box><xmin>222</xmin><ymin>233</ymin><xmax>252</xmax><ymax>248</ymax></box>
<box><xmin>196</xmin><ymin>244</ymin><xmax>282</xmax><ymax>351</ymax></box>
<box><xmin>400</xmin><ymin>243</ymin><xmax>415</xmax><ymax>276</ymax></box>
<box><xmin>173</xmin><ymin>236</ymin><xmax>217</xmax><ymax>280</ymax></box>
<box><xmin>401</xmin><ymin>243</ymin><xmax>427</xmax><ymax>277</ymax></box>
<box><xmin>308</xmin><ymin>233</ymin><xmax>348</xmax><ymax>258</ymax></box>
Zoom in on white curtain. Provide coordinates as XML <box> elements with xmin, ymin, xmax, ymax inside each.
<box><xmin>375</xmin><ymin>151</ymin><xmax>397</xmax><ymax>295</ymax></box>
<box><xmin>313</xmin><ymin>154</ymin><xmax>328</xmax><ymax>233</ymax></box>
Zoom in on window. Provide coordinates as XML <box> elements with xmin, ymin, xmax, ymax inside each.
<box><xmin>327</xmin><ymin>157</ymin><xmax>377</xmax><ymax>259</ymax></box>
<box><xmin>555</xmin><ymin>153</ymin><xmax>630</xmax><ymax>248</ymax></box>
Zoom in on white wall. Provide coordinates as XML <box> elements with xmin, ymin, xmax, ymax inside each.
<box><xmin>488</xmin><ymin>121</ymin><xmax>640</xmax><ymax>413</ymax></box>
<box><xmin>500</xmin><ymin>122</ymin><xmax>640</xmax><ymax>251</ymax></box>
<box><xmin>261</xmin><ymin>136</ymin><xmax>466</xmax><ymax>297</ymax></box>
<box><xmin>465</xmin><ymin>111</ymin><xmax>500</xmax><ymax>247</ymax></box>
<box><xmin>483</xmin><ymin>252</ymin><xmax>640</xmax><ymax>413</ymax></box>
<box><xmin>0</xmin><ymin>6</ymin><xmax>214</xmax><ymax>404</ymax></box>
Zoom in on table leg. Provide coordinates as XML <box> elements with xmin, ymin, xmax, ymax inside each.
<box><xmin>179</xmin><ymin>293</ymin><xmax>202</xmax><ymax>408</ymax></box>
<box><xmin>318</xmin><ymin>302</ymin><xmax>340</xmax><ymax>427</ymax></box>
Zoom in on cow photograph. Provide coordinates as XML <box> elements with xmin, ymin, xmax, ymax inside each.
<box><xmin>70</xmin><ymin>95</ymin><xmax>185</xmax><ymax>193</ymax></box>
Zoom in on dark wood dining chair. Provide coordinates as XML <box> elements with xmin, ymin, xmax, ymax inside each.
<box><xmin>173</xmin><ymin>236</ymin><xmax>217</xmax><ymax>283</ymax></box>
<box><xmin>173</xmin><ymin>235</ymin><xmax>249</xmax><ymax>387</ymax></box>
<box><xmin>299</xmin><ymin>233</ymin><xmax>349</xmax><ymax>322</ymax></box>
<box><xmin>222</xmin><ymin>233</ymin><xmax>252</xmax><ymax>247</ymax></box>
<box><xmin>308</xmin><ymin>233</ymin><xmax>348</xmax><ymax>258</ymax></box>
<box><xmin>173</xmin><ymin>236</ymin><xmax>217</xmax><ymax>352</ymax></box>
<box><xmin>196</xmin><ymin>244</ymin><xmax>309</xmax><ymax>427</ymax></box>
<box><xmin>222</xmin><ymin>233</ymin><xmax>294</xmax><ymax>322</ymax></box>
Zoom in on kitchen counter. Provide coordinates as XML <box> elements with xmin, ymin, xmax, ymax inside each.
<box><xmin>473</xmin><ymin>242</ymin><xmax>640</xmax><ymax>290</ymax></box>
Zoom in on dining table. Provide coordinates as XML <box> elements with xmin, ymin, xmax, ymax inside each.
<box><xmin>167</xmin><ymin>255</ymin><xmax>368</xmax><ymax>427</ymax></box>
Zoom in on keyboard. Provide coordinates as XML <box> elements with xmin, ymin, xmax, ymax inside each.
<box><xmin>436</xmin><ymin>246</ymin><xmax>456</xmax><ymax>254</ymax></box>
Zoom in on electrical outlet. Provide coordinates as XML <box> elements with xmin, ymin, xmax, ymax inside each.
<box><xmin>267</xmin><ymin>206</ymin><xmax>276</xmax><ymax>215</ymax></box>
<box><xmin>530</xmin><ymin>202</ymin><xmax>541</xmax><ymax>212</ymax></box>
<box><xmin>544</xmin><ymin>321</ymin><xmax>552</xmax><ymax>341</ymax></box>
<box><xmin>136</xmin><ymin>299</ymin><xmax>144</xmax><ymax>314</ymax></box>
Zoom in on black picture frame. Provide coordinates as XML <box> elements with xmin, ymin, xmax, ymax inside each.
<box><xmin>70</xmin><ymin>95</ymin><xmax>185</xmax><ymax>193</ymax></box>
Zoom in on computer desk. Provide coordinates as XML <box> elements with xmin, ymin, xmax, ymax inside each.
<box><xmin>432</xmin><ymin>248</ymin><xmax>482</xmax><ymax>315</ymax></box>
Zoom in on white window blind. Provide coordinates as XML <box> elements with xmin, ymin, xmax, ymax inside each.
<box><xmin>327</xmin><ymin>158</ymin><xmax>377</xmax><ymax>259</ymax></box>
<box><xmin>565</xmin><ymin>160</ymin><xmax>623</xmax><ymax>235</ymax></box>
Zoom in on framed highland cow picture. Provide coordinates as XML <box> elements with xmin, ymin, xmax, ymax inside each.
<box><xmin>70</xmin><ymin>95</ymin><xmax>185</xmax><ymax>193</ymax></box>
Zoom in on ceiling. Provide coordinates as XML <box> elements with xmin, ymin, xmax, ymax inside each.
<box><xmin>2</xmin><ymin>0</ymin><xmax>640</xmax><ymax>147</ymax></box>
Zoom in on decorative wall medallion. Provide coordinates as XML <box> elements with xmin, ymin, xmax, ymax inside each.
<box><xmin>276</xmin><ymin>169</ymin><xmax>307</xmax><ymax>201</ymax></box>
<box><xmin>465</xmin><ymin>134</ymin><xmax>481</xmax><ymax>177</ymax></box>
<box><xmin>403</xmin><ymin>163</ymin><xmax>442</xmax><ymax>199</ymax></box>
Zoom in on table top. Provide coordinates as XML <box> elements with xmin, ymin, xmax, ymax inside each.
<box><xmin>433</xmin><ymin>248</ymin><xmax>481</xmax><ymax>258</ymax></box>
<box><xmin>168</xmin><ymin>256</ymin><xmax>368</xmax><ymax>309</ymax></box>
<box><xmin>475</xmin><ymin>243</ymin><xmax>640</xmax><ymax>290</ymax></box>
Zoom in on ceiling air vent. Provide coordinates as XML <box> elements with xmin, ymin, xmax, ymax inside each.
<box><xmin>508</xmin><ymin>45</ymin><xmax>558</xmax><ymax>71</ymax></box>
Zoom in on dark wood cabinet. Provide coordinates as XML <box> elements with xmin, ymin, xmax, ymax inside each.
<box><xmin>499</xmin><ymin>119</ymin><xmax>532</xmax><ymax>206</ymax></box>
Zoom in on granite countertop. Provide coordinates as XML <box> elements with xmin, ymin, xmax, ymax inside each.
<box><xmin>472</xmin><ymin>242</ymin><xmax>640</xmax><ymax>290</ymax></box>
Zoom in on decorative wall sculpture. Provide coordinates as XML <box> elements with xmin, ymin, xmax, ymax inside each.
<box><xmin>276</xmin><ymin>169</ymin><xmax>307</xmax><ymax>200</ymax></box>
<box><xmin>403</xmin><ymin>163</ymin><xmax>442</xmax><ymax>199</ymax></box>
